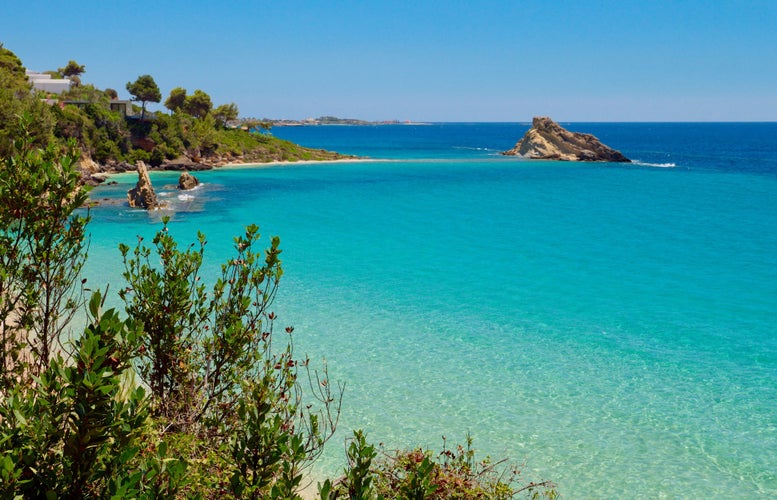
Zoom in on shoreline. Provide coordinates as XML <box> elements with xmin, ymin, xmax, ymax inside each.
<box><xmin>218</xmin><ymin>157</ymin><xmax>389</xmax><ymax>169</ymax></box>
<box><xmin>83</xmin><ymin>156</ymin><xmax>389</xmax><ymax>187</ymax></box>
<box><xmin>215</xmin><ymin>158</ymin><xmax>398</xmax><ymax>172</ymax></box>
<box><xmin>85</xmin><ymin>157</ymin><xmax>391</xmax><ymax>207</ymax></box>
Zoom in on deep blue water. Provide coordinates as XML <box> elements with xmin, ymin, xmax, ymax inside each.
<box><xmin>274</xmin><ymin>121</ymin><xmax>777</xmax><ymax>175</ymax></box>
<box><xmin>86</xmin><ymin>123</ymin><xmax>777</xmax><ymax>497</ymax></box>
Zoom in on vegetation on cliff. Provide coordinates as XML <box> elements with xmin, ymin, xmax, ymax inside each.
<box><xmin>0</xmin><ymin>44</ymin><xmax>353</xmax><ymax>177</ymax></box>
<box><xmin>0</xmin><ymin>45</ymin><xmax>55</xmax><ymax>158</ymax></box>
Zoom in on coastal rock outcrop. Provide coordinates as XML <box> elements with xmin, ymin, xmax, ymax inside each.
<box><xmin>79</xmin><ymin>156</ymin><xmax>104</xmax><ymax>187</ymax></box>
<box><xmin>161</xmin><ymin>155</ymin><xmax>212</xmax><ymax>171</ymax></box>
<box><xmin>502</xmin><ymin>117</ymin><xmax>630</xmax><ymax>162</ymax></box>
<box><xmin>177</xmin><ymin>171</ymin><xmax>200</xmax><ymax>190</ymax></box>
<box><xmin>127</xmin><ymin>161</ymin><xmax>162</xmax><ymax>209</ymax></box>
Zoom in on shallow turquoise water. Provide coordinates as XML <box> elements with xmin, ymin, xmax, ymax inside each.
<box><xmin>85</xmin><ymin>124</ymin><xmax>777</xmax><ymax>497</ymax></box>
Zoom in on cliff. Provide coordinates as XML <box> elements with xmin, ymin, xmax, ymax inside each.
<box><xmin>502</xmin><ymin>117</ymin><xmax>630</xmax><ymax>162</ymax></box>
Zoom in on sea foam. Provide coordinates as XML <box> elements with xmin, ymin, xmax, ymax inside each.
<box><xmin>633</xmin><ymin>160</ymin><xmax>677</xmax><ymax>168</ymax></box>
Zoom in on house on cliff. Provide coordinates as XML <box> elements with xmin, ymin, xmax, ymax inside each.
<box><xmin>26</xmin><ymin>70</ymin><xmax>71</xmax><ymax>94</ymax></box>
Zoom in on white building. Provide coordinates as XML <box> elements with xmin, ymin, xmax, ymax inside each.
<box><xmin>26</xmin><ymin>71</ymin><xmax>71</xmax><ymax>95</ymax></box>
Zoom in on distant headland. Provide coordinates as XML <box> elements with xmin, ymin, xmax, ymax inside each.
<box><xmin>267</xmin><ymin>116</ymin><xmax>422</xmax><ymax>127</ymax></box>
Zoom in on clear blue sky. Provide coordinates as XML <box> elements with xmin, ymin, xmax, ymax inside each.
<box><xmin>3</xmin><ymin>0</ymin><xmax>776</xmax><ymax>121</ymax></box>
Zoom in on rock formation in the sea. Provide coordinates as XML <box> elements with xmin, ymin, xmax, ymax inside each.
<box><xmin>177</xmin><ymin>171</ymin><xmax>200</xmax><ymax>190</ymax></box>
<box><xmin>502</xmin><ymin>116</ymin><xmax>631</xmax><ymax>162</ymax></box>
<box><xmin>127</xmin><ymin>161</ymin><xmax>162</xmax><ymax>209</ymax></box>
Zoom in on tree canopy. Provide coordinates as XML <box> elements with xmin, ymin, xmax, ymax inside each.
<box><xmin>164</xmin><ymin>86</ymin><xmax>187</xmax><ymax>112</ymax></box>
<box><xmin>126</xmin><ymin>74</ymin><xmax>161</xmax><ymax>120</ymax></box>
<box><xmin>0</xmin><ymin>46</ymin><xmax>26</xmax><ymax>85</ymax></box>
<box><xmin>0</xmin><ymin>47</ymin><xmax>54</xmax><ymax>158</ymax></box>
<box><xmin>58</xmin><ymin>60</ymin><xmax>85</xmax><ymax>78</ymax></box>
<box><xmin>183</xmin><ymin>89</ymin><xmax>212</xmax><ymax>119</ymax></box>
<box><xmin>213</xmin><ymin>102</ymin><xmax>239</xmax><ymax>127</ymax></box>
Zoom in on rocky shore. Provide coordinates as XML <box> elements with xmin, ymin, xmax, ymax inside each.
<box><xmin>79</xmin><ymin>150</ymin><xmax>357</xmax><ymax>187</ymax></box>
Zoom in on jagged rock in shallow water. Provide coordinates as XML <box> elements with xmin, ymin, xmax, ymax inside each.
<box><xmin>84</xmin><ymin>172</ymin><xmax>111</xmax><ymax>187</ymax></box>
<box><xmin>502</xmin><ymin>116</ymin><xmax>631</xmax><ymax>162</ymax></box>
<box><xmin>177</xmin><ymin>171</ymin><xmax>200</xmax><ymax>190</ymax></box>
<box><xmin>127</xmin><ymin>161</ymin><xmax>162</xmax><ymax>209</ymax></box>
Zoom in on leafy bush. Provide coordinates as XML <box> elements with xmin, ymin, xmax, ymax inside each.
<box><xmin>1</xmin><ymin>121</ymin><xmax>343</xmax><ymax>497</ymax></box>
<box><xmin>127</xmin><ymin>148</ymin><xmax>151</xmax><ymax>164</ymax></box>
<box><xmin>117</xmin><ymin>220</ymin><xmax>342</xmax><ymax>495</ymax></box>
<box><xmin>0</xmin><ymin>291</ymin><xmax>188</xmax><ymax>498</ymax></box>
<box><xmin>321</xmin><ymin>432</ymin><xmax>557</xmax><ymax>499</ymax></box>
<box><xmin>0</xmin><ymin>116</ymin><xmax>89</xmax><ymax>385</ymax></box>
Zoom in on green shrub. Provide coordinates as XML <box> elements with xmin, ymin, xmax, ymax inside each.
<box><xmin>149</xmin><ymin>146</ymin><xmax>166</xmax><ymax>166</ymax></box>
<box><xmin>118</xmin><ymin>219</ymin><xmax>342</xmax><ymax>496</ymax></box>
<box><xmin>128</xmin><ymin>148</ymin><xmax>151</xmax><ymax>164</ymax></box>
<box><xmin>322</xmin><ymin>432</ymin><xmax>558</xmax><ymax>499</ymax></box>
<box><xmin>93</xmin><ymin>136</ymin><xmax>121</xmax><ymax>163</ymax></box>
<box><xmin>0</xmin><ymin>117</ymin><xmax>90</xmax><ymax>385</ymax></box>
<box><xmin>0</xmin><ymin>292</ymin><xmax>158</xmax><ymax>498</ymax></box>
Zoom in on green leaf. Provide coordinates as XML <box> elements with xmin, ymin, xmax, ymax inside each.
<box><xmin>89</xmin><ymin>290</ymin><xmax>102</xmax><ymax>318</ymax></box>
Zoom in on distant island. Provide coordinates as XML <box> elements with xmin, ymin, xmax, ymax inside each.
<box><xmin>265</xmin><ymin>116</ymin><xmax>421</xmax><ymax>126</ymax></box>
<box><xmin>503</xmin><ymin>116</ymin><xmax>631</xmax><ymax>162</ymax></box>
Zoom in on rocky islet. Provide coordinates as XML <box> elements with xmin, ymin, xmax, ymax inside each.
<box><xmin>503</xmin><ymin>117</ymin><xmax>630</xmax><ymax>162</ymax></box>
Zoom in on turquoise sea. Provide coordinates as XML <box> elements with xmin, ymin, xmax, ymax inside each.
<box><xmin>85</xmin><ymin>123</ymin><xmax>777</xmax><ymax>497</ymax></box>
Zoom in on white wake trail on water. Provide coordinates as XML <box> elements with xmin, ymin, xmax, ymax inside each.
<box><xmin>632</xmin><ymin>161</ymin><xmax>677</xmax><ymax>168</ymax></box>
